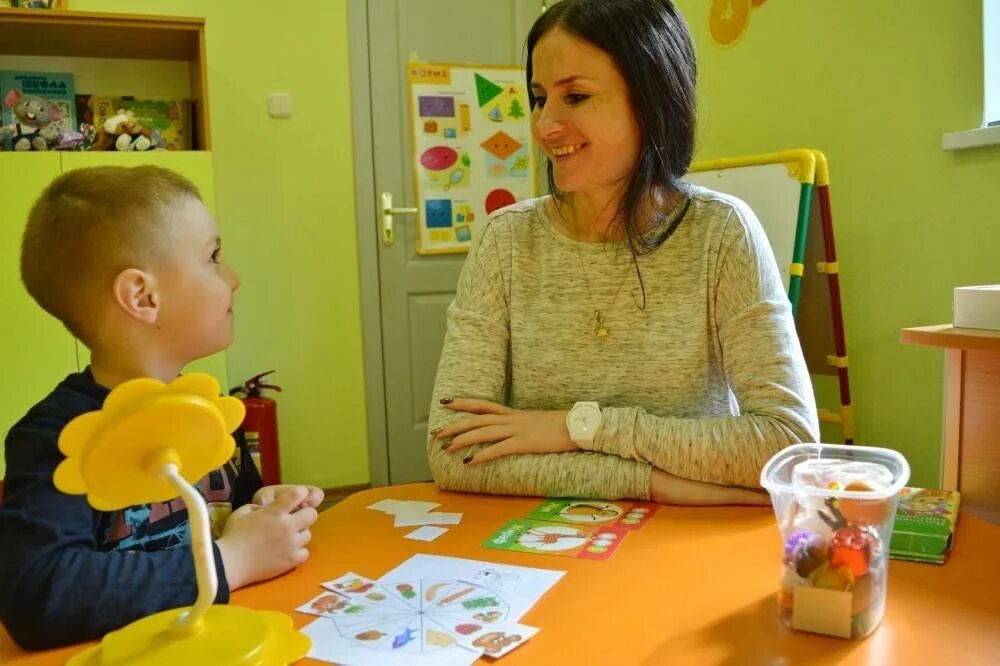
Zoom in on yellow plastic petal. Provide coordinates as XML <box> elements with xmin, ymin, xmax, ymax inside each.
<box><xmin>53</xmin><ymin>457</ymin><xmax>86</xmax><ymax>495</ymax></box>
<box><xmin>215</xmin><ymin>396</ymin><xmax>246</xmax><ymax>434</ymax></box>
<box><xmin>87</xmin><ymin>493</ymin><xmax>120</xmax><ymax>513</ymax></box>
<box><xmin>55</xmin><ymin>373</ymin><xmax>240</xmax><ymax>509</ymax></box>
<box><xmin>67</xmin><ymin>605</ymin><xmax>310</xmax><ymax>666</ymax></box>
<box><xmin>58</xmin><ymin>411</ymin><xmax>105</xmax><ymax>457</ymax></box>
<box><xmin>102</xmin><ymin>378</ymin><xmax>165</xmax><ymax>414</ymax></box>
<box><xmin>169</xmin><ymin>374</ymin><xmax>221</xmax><ymax>401</ymax></box>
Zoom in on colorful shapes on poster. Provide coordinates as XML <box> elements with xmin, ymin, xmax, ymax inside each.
<box><xmin>422</xmin><ymin>150</ymin><xmax>470</xmax><ymax>191</ymax></box>
<box><xmin>481</xmin><ymin>131</ymin><xmax>522</xmax><ymax>160</ymax></box>
<box><xmin>423</xmin><ymin>120</ymin><xmax>438</xmax><ymax>133</ymax></box>
<box><xmin>419</xmin><ymin>95</ymin><xmax>455</xmax><ymax>118</ymax></box>
<box><xmin>445</xmin><ymin>169</ymin><xmax>465</xmax><ymax>191</ymax></box>
<box><xmin>475</xmin><ymin>72</ymin><xmax>505</xmax><ymax>108</ymax></box>
<box><xmin>487</xmin><ymin>145</ymin><xmax>529</xmax><ymax>179</ymax></box>
<box><xmin>460</xmin><ymin>103</ymin><xmax>471</xmax><ymax>131</ymax></box>
<box><xmin>455</xmin><ymin>225</ymin><xmax>471</xmax><ymax>243</ymax></box>
<box><xmin>508</xmin><ymin>97</ymin><xmax>525</xmax><ymax>119</ymax></box>
<box><xmin>479</xmin><ymin>85</ymin><xmax>528</xmax><ymax>123</ymax></box>
<box><xmin>425</xmin><ymin>199</ymin><xmax>453</xmax><ymax>228</ymax></box>
<box><xmin>485</xmin><ymin>188</ymin><xmax>516</xmax><ymax>214</ymax></box>
<box><xmin>444</xmin><ymin>128</ymin><xmax>456</xmax><ymax>138</ymax></box>
<box><xmin>420</xmin><ymin>145</ymin><xmax>459</xmax><ymax>171</ymax></box>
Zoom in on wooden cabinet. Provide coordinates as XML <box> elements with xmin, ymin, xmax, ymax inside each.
<box><xmin>901</xmin><ymin>325</ymin><xmax>1000</xmax><ymax>523</ymax></box>
<box><xmin>0</xmin><ymin>7</ymin><xmax>210</xmax><ymax>149</ymax></box>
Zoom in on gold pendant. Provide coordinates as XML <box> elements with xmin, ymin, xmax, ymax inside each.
<box><xmin>592</xmin><ymin>310</ymin><xmax>609</xmax><ymax>341</ymax></box>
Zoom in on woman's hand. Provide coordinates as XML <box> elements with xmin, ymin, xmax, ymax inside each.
<box><xmin>432</xmin><ymin>398</ymin><xmax>577</xmax><ymax>464</ymax></box>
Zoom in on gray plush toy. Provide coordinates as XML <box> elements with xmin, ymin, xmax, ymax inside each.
<box><xmin>1</xmin><ymin>89</ymin><xmax>62</xmax><ymax>151</ymax></box>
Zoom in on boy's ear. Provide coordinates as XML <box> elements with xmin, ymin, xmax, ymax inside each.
<box><xmin>112</xmin><ymin>268</ymin><xmax>160</xmax><ymax>324</ymax></box>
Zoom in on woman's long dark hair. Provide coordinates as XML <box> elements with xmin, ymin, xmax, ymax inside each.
<box><xmin>526</xmin><ymin>0</ymin><xmax>697</xmax><ymax>258</ymax></box>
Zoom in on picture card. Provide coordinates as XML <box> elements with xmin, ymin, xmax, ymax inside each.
<box><xmin>482</xmin><ymin>519</ymin><xmax>628</xmax><ymax>560</ymax></box>
<box><xmin>524</xmin><ymin>499</ymin><xmax>658</xmax><ymax>530</ymax></box>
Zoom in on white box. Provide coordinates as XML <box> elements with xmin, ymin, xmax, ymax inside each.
<box><xmin>954</xmin><ymin>284</ymin><xmax>1000</xmax><ymax>330</ymax></box>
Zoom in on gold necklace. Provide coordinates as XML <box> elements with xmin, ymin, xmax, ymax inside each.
<box><xmin>574</xmin><ymin>238</ymin><xmax>634</xmax><ymax>342</ymax></box>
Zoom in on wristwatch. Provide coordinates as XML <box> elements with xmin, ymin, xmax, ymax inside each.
<box><xmin>566</xmin><ymin>401</ymin><xmax>602</xmax><ymax>446</ymax></box>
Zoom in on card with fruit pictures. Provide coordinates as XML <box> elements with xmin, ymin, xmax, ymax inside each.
<box><xmin>482</xmin><ymin>518</ymin><xmax>629</xmax><ymax>560</ymax></box>
<box><xmin>524</xmin><ymin>499</ymin><xmax>658</xmax><ymax>529</ymax></box>
<box><xmin>300</xmin><ymin>555</ymin><xmax>563</xmax><ymax>665</ymax></box>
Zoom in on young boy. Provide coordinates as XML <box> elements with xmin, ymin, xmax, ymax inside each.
<box><xmin>0</xmin><ymin>166</ymin><xmax>323</xmax><ymax>649</ymax></box>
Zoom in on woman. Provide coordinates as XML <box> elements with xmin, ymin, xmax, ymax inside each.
<box><xmin>427</xmin><ymin>0</ymin><xmax>818</xmax><ymax>504</ymax></box>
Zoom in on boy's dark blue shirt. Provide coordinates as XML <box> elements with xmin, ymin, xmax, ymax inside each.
<box><xmin>0</xmin><ymin>368</ymin><xmax>262</xmax><ymax>649</ymax></box>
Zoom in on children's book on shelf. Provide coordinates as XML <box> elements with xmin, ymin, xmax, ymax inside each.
<box><xmin>889</xmin><ymin>487</ymin><xmax>960</xmax><ymax>564</ymax></box>
<box><xmin>0</xmin><ymin>70</ymin><xmax>76</xmax><ymax>150</ymax></box>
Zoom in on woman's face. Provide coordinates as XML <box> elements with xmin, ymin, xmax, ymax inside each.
<box><xmin>530</xmin><ymin>27</ymin><xmax>641</xmax><ymax>196</ymax></box>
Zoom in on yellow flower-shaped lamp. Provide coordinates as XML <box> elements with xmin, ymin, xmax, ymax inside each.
<box><xmin>54</xmin><ymin>374</ymin><xmax>310</xmax><ymax>666</ymax></box>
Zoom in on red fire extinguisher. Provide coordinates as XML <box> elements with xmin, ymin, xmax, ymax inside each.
<box><xmin>231</xmin><ymin>371</ymin><xmax>283</xmax><ymax>486</ymax></box>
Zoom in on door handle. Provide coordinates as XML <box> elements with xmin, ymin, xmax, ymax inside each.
<box><xmin>380</xmin><ymin>192</ymin><xmax>418</xmax><ymax>246</ymax></box>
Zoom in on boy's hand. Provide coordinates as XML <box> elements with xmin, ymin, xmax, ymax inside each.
<box><xmin>216</xmin><ymin>486</ymin><xmax>318</xmax><ymax>590</ymax></box>
<box><xmin>650</xmin><ymin>469</ymin><xmax>771</xmax><ymax>506</ymax></box>
<box><xmin>253</xmin><ymin>484</ymin><xmax>325</xmax><ymax>511</ymax></box>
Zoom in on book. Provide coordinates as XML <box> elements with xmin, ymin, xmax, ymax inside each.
<box><xmin>889</xmin><ymin>487</ymin><xmax>960</xmax><ymax>564</ymax></box>
<box><xmin>0</xmin><ymin>70</ymin><xmax>76</xmax><ymax>150</ymax></box>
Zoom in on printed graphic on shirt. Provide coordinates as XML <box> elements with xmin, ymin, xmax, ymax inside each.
<box><xmin>99</xmin><ymin>460</ymin><xmax>237</xmax><ymax>552</ymax></box>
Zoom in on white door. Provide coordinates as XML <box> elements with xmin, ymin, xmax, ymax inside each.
<box><xmin>350</xmin><ymin>1</ymin><xmax>545</xmax><ymax>484</ymax></box>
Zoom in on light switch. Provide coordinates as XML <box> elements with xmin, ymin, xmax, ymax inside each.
<box><xmin>267</xmin><ymin>93</ymin><xmax>293</xmax><ymax>119</ymax></box>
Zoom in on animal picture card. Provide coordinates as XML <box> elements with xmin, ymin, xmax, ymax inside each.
<box><xmin>300</xmin><ymin>555</ymin><xmax>563</xmax><ymax>665</ymax></box>
<box><xmin>453</xmin><ymin>620</ymin><xmax>539</xmax><ymax>658</ymax></box>
<box><xmin>524</xmin><ymin>499</ymin><xmax>659</xmax><ymax>530</ymax></box>
<box><xmin>482</xmin><ymin>519</ymin><xmax>629</xmax><ymax>560</ymax></box>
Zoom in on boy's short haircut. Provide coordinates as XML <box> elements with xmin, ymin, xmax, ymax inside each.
<box><xmin>20</xmin><ymin>165</ymin><xmax>202</xmax><ymax>345</ymax></box>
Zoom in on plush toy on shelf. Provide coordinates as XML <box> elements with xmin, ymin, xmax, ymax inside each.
<box><xmin>1</xmin><ymin>89</ymin><xmax>62</xmax><ymax>151</ymax></box>
<box><xmin>55</xmin><ymin>373</ymin><xmax>310</xmax><ymax>666</ymax></box>
<box><xmin>103</xmin><ymin>107</ymin><xmax>161</xmax><ymax>151</ymax></box>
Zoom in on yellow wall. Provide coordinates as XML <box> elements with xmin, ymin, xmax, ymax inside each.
<box><xmin>676</xmin><ymin>0</ymin><xmax>999</xmax><ymax>486</ymax></box>
<box><xmin>70</xmin><ymin>0</ymin><xmax>370</xmax><ymax>489</ymax></box>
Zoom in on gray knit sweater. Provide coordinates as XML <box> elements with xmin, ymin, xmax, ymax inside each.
<box><xmin>427</xmin><ymin>187</ymin><xmax>819</xmax><ymax>500</ymax></box>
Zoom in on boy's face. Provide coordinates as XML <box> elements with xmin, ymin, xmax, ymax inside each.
<box><xmin>154</xmin><ymin>196</ymin><xmax>240</xmax><ymax>364</ymax></box>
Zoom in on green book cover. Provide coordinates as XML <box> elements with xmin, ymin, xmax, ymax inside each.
<box><xmin>890</xmin><ymin>487</ymin><xmax>960</xmax><ymax>562</ymax></box>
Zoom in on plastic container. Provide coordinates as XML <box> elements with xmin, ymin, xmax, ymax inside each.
<box><xmin>761</xmin><ymin>444</ymin><xmax>910</xmax><ymax>639</ymax></box>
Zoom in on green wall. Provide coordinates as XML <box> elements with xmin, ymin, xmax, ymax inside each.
<box><xmin>676</xmin><ymin>0</ymin><xmax>999</xmax><ymax>486</ymax></box>
<box><xmin>70</xmin><ymin>0</ymin><xmax>370</xmax><ymax>489</ymax></box>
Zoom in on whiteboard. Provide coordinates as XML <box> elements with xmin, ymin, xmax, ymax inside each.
<box><xmin>685</xmin><ymin>162</ymin><xmax>803</xmax><ymax>292</ymax></box>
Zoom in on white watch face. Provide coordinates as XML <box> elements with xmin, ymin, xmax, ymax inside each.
<box><xmin>569</xmin><ymin>404</ymin><xmax>601</xmax><ymax>435</ymax></box>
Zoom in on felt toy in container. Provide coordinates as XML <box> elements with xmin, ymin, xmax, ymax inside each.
<box><xmin>761</xmin><ymin>444</ymin><xmax>910</xmax><ymax>640</ymax></box>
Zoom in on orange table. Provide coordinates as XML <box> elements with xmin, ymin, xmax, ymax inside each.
<box><xmin>3</xmin><ymin>483</ymin><xmax>1000</xmax><ymax>665</ymax></box>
